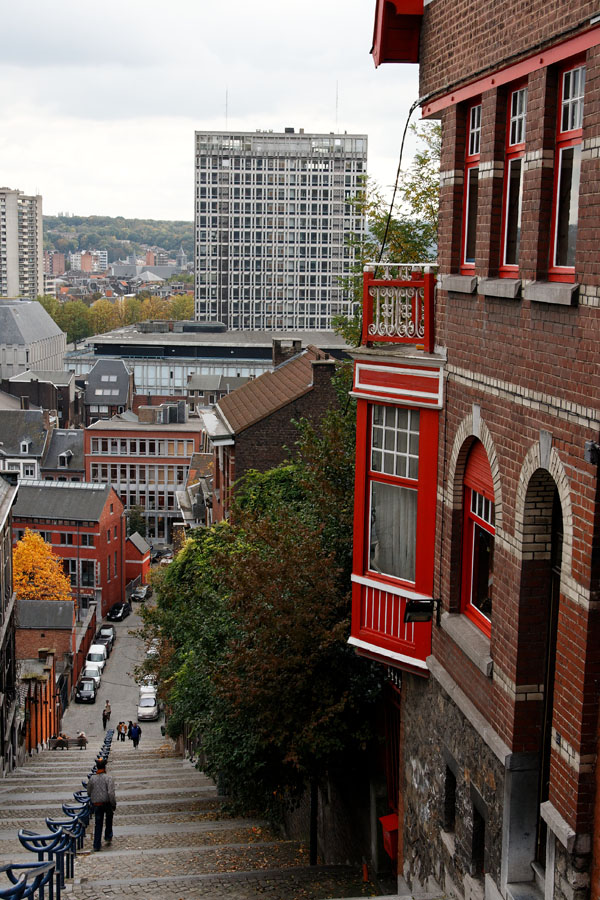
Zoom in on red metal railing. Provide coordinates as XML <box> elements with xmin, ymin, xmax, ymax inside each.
<box><xmin>361</xmin><ymin>264</ymin><xmax>436</xmax><ymax>353</ymax></box>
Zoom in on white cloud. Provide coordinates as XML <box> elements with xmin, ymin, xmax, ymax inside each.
<box><xmin>0</xmin><ymin>0</ymin><xmax>420</xmax><ymax>219</ymax></box>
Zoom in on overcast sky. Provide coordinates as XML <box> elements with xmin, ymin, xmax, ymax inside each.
<box><xmin>1</xmin><ymin>0</ymin><xmax>420</xmax><ymax>221</ymax></box>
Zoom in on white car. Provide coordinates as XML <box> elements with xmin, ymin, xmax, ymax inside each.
<box><xmin>86</xmin><ymin>644</ymin><xmax>107</xmax><ymax>673</ymax></box>
<box><xmin>137</xmin><ymin>686</ymin><xmax>159</xmax><ymax>721</ymax></box>
<box><xmin>81</xmin><ymin>663</ymin><xmax>102</xmax><ymax>688</ymax></box>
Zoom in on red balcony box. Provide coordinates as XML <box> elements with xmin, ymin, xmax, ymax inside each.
<box><xmin>379</xmin><ymin>812</ymin><xmax>399</xmax><ymax>860</ymax></box>
<box><xmin>372</xmin><ymin>0</ymin><xmax>424</xmax><ymax>66</ymax></box>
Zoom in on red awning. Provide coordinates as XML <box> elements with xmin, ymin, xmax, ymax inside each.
<box><xmin>371</xmin><ymin>0</ymin><xmax>423</xmax><ymax>67</ymax></box>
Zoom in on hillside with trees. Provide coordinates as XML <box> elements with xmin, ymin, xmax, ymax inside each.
<box><xmin>43</xmin><ymin>215</ymin><xmax>194</xmax><ymax>262</ymax></box>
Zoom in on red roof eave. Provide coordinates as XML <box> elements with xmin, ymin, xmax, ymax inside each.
<box><xmin>371</xmin><ymin>0</ymin><xmax>423</xmax><ymax>67</ymax></box>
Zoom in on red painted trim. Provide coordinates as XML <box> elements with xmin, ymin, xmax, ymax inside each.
<box><xmin>422</xmin><ymin>26</ymin><xmax>600</xmax><ymax>117</ymax></box>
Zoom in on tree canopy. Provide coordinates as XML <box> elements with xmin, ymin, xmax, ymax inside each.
<box><xmin>140</xmin><ymin>368</ymin><xmax>383</xmax><ymax>817</ymax></box>
<box><xmin>13</xmin><ymin>529</ymin><xmax>72</xmax><ymax>603</ymax></box>
<box><xmin>43</xmin><ymin>214</ymin><xmax>193</xmax><ymax>261</ymax></box>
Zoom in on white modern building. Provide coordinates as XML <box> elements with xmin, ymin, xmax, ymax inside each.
<box><xmin>0</xmin><ymin>188</ymin><xmax>44</xmax><ymax>300</ymax></box>
<box><xmin>194</xmin><ymin>128</ymin><xmax>367</xmax><ymax>331</ymax></box>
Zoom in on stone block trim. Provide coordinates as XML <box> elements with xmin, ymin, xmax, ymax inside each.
<box><xmin>551</xmin><ymin>729</ymin><xmax>596</xmax><ymax>776</ymax></box>
<box><xmin>445</xmin><ymin>410</ymin><xmax>504</xmax><ymax>529</ymax></box>
<box><xmin>446</xmin><ymin>365</ymin><xmax>600</xmax><ymax>431</ymax></box>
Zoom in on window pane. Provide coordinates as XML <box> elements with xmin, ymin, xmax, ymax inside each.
<box><xmin>465</xmin><ymin>167</ymin><xmax>479</xmax><ymax>263</ymax></box>
<box><xmin>554</xmin><ymin>144</ymin><xmax>581</xmax><ymax>267</ymax></box>
<box><xmin>369</xmin><ymin>481</ymin><xmax>417</xmax><ymax>582</ymax></box>
<box><xmin>471</xmin><ymin>524</ymin><xmax>494</xmax><ymax>621</ymax></box>
<box><xmin>504</xmin><ymin>158</ymin><xmax>523</xmax><ymax>265</ymax></box>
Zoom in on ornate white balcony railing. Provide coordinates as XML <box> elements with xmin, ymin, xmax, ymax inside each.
<box><xmin>362</xmin><ymin>263</ymin><xmax>437</xmax><ymax>352</ymax></box>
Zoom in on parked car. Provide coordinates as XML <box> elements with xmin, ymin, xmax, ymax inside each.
<box><xmin>145</xmin><ymin>639</ymin><xmax>160</xmax><ymax>659</ymax></box>
<box><xmin>137</xmin><ymin>686</ymin><xmax>159</xmax><ymax>721</ymax></box>
<box><xmin>107</xmin><ymin>600</ymin><xmax>132</xmax><ymax>621</ymax></box>
<box><xmin>75</xmin><ymin>678</ymin><xmax>97</xmax><ymax>703</ymax></box>
<box><xmin>159</xmin><ymin>552</ymin><xmax>174</xmax><ymax>567</ymax></box>
<box><xmin>97</xmin><ymin>624</ymin><xmax>116</xmax><ymax>648</ymax></box>
<box><xmin>81</xmin><ymin>663</ymin><xmax>102</xmax><ymax>688</ymax></box>
<box><xmin>94</xmin><ymin>632</ymin><xmax>112</xmax><ymax>655</ymax></box>
<box><xmin>131</xmin><ymin>584</ymin><xmax>151</xmax><ymax>602</ymax></box>
<box><xmin>86</xmin><ymin>644</ymin><xmax>108</xmax><ymax>672</ymax></box>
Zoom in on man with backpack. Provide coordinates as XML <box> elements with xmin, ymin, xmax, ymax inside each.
<box><xmin>87</xmin><ymin>756</ymin><xmax>117</xmax><ymax>851</ymax></box>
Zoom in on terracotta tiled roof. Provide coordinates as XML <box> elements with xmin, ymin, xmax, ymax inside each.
<box><xmin>217</xmin><ymin>345</ymin><xmax>331</xmax><ymax>434</ymax></box>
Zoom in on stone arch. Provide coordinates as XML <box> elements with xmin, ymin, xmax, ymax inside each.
<box><xmin>443</xmin><ymin>411</ymin><xmax>503</xmax><ymax>610</ymax></box>
<box><xmin>446</xmin><ymin>412</ymin><xmax>503</xmax><ymax>531</ymax></box>
<box><xmin>514</xmin><ymin>442</ymin><xmax>573</xmax><ymax>583</ymax></box>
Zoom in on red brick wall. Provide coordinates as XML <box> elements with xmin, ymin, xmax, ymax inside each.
<box><xmin>419</xmin><ymin>0</ymin><xmax>597</xmax><ymax>99</ymax></box>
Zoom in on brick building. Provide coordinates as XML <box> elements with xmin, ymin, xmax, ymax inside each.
<box><xmin>84</xmin><ymin>401</ymin><xmax>204</xmax><ymax>543</ymax></box>
<box><xmin>3</xmin><ymin>370</ymin><xmax>83</xmax><ymax>428</ymax></box>
<box><xmin>200</xmin><ymin>344</ymin><xmax>338</xmax><ymax>521</ymax></box>
<box><xmin>350</xmin><ymin>4</ymin><xmax>600</xmax><ymax>900</ymax></box>
<box><xmin>125</xmin><ymin>531</ymin><xmax>151</xmax><ymax>587</ymax></box>
<box><xmin>0</xmin><ymin>474</ymin><xmax>18</xmax><ymax>776</ymax></box>
<box><xmin>12</xmin><ymin>481</ymin><xmax>125</xmax><ymax>618</ymax></box>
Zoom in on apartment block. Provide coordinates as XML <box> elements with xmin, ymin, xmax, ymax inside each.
<box><xmin>0</xmin><ymin>188</ymin><xmax>43</xmax><ymax>300</ymax></box>
<box><xmin>194</xmin><ymin>128</ymin><xmax>367</xmax><ymax>331</ymax></box>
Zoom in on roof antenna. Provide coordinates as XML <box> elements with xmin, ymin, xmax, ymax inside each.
<box><xmin>335</xmin><ymin>81</ymin><xmax>339</xmax><ymax>131</ymax></box>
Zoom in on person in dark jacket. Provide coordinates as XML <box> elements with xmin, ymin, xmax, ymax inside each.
<box><xmin>87</xmin><ymin>757</ymin><xmax>117</xmax><ymax>851</ymax></box>
<box><xmin>130</xmin><ymin>722</ymin><xmax>142</xmax><ymax>748</ymax></box>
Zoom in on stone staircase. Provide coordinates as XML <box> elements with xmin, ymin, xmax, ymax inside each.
<box><xmin>0</xmin><ymin>731</ymin><xmax>388</xmax><ymax>900</ymax></box>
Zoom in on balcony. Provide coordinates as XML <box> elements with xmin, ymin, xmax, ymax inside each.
<box><xmin>361</xmin><ymin>264</ymin><xmax>436</xmax><ymax>353</ymax></box>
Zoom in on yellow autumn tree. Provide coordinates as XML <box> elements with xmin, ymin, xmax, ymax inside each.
<box><xmin>13</xmin><ymin>529</ymin><xmax>72</xmax><ymax>603</ymax></box>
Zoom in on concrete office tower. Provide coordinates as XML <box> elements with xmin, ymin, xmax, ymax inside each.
<box><xmin>194</xmin><ymin>128</ymin><xmax>367</xmax><ymax>331</ymax></box>
<box><xmin>0</xmin><ymin>188</ymin><xmax>43</xmax><ymax>300</ymax></box>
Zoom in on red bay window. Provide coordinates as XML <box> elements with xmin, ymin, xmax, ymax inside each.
<box><xmin>549</xmin><ymin>62</ymin><xmax>585</xmax><ymax>281</ymax></box>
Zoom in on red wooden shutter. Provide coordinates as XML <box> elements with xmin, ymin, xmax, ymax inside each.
<box><xmin>464</xmin><ymin>441</ymin><xmax>494</xmax><ymax>500</ymax></box>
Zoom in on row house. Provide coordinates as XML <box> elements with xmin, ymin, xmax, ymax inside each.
<box><xmin>0</xmin><ymin>409</ymin><xmax>53</xmax><ymax>480</ymax></box>
<box><xmin>84</xmin><ymin>401</ymin><xmax>204</xmax><ymax>543</ymax></box>
<box><xmin>0</xmin><ymin>474</ymin><xmax>18</xmax><ymax>776</ymax></box>
<box><xmin>354</xmin><ymin>3</ymin><xmax>600</xmax><ymax>900</ymax></box>
<box><xmin>41</xmin><ymin>429</ymin><xmax>85</xmax><ymax>482</ymax></box>
<box><xmin>200</xmin><ymin>344</ymin><xmax>337</xmax><ymax>521</ymax></box>
<box><xmin>3</xmin><ymin>370</ymin><xmax>84</xmax><ymax>428</ymax></box>
<box><xmin>12</xmin><ymin>481</ymin><xmax>125</xmax><ymax>618</ymax></box>
<box><xmin>82</xmin><ymin>358</ymin><xmax>134</xmax><ymax>427</ymax></box>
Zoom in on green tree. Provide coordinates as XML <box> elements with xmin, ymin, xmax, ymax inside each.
<box><xmin>36</xmin><ymin>295</ymin><xmax>61</xmax><ymax>322</ymax></box>
<box><xmin>127</xmin><ymin>505</ymin><xmax>147</xmax><ymax>538</ymax></box>
<box><xmin>141</xmin><ymin>368</ymin><xmax>383</xmax><ymax>820</ymax></box>
<box><xmin>89</xmin><ymin>299</ymin><xmax>118</xmax><ymax>335</ymax></box>
<box><xmin>334</xmin><ymin>122</ymin><xmax>441</xmax><ymax>346</ymax></box>
<box><xmin>169</xmin><ymin>294</ymin><xmax>194</xmax><ymax>320</ymax></box>
<box><xmin>56</xmin><ymin>300</ymin><xmax>91</xmax><ymax>343</ymax></box>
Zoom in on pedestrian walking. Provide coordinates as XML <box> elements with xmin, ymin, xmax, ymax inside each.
<box><xmin>127</xmin><ymin>720</ymin><xmax>133</xmax><ymax>740</ymax></box>
<box><xmin>102</xmin><ymin>700</ymin><xmax>111</xmax><ymax>730</ymax></box>
<box><xmin>117</xmin><ymin>721</ymin><xmax>126</xmax><ymax>742</ymax></box>
<box><xmin>87</xmin><ymin>756</ymin><xmax>116</xmax><ymax>852</ymax></box>
<box><xmin>130</xmin><ymin>722</ymin><xmax>142</xmax><ymax>749</ymax></box>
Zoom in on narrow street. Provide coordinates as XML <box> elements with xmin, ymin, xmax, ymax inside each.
<box><xmin>0</xmin><ymin>606</ymin><xmax>389</xmax><ymax>900</ymax></box>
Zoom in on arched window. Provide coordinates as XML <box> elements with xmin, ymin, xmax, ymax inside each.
<box><xmin>461</xmin><ymin>442</ymin><xmax>495</xmax><ymax>636</ymax></box>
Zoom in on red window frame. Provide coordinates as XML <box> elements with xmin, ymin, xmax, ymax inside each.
<box><xmin>549</xmin><ymin>60</ymin><xmax>585</xmax><ymax>283</ymax></box>
<box><xmin>460</xmin><ymin>102</ymin><xmax>482</xmax><ymax>273</ymax></box>
<box><xmin>364</xmin><ymin>402</ymin><xmax>438</xmax><ymax>595</ymax></box>
<box><xmin>460</xmin><ymin>443</ymin><xmax>495</xmax><ymax>638</ymax></box>
<box><xmin>499</xmin><ymin>84</ymin><xmax>527</xmax><ymax>277</ymax></box>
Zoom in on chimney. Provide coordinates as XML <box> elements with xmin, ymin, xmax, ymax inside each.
<box><xmin>272</xmin><ymin>339</ymin><xmax>302</xmax><ymax>367</ymax></box>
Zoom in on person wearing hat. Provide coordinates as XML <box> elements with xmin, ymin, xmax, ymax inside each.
<box><xmin>86</xmin><ymin>756</ymin><xmax>117</xmax><ymax>851</ymax></box>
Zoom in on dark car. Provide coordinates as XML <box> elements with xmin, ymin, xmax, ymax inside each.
<box><xmin>75</xmin><ymin>678</ymin><xmax>97</xmax><ymax>704</ymax></box>
<box><xmin>106</xmin><ymin>600</ymin><xmax>132</xmax><ymax>621</ymax></box>
<box><xmin>98</xmin><ymin>623</ymin><xmax>116</xmax><ymax>646</ymax></box>
<box><xmin>94</xmin><ymin>632</ymin><xmax>113</xmax><ymax>655</ymax></box>
<box><xmin>131</xmin><ymin>584</ymin><xmax>151</xmax><ymax>602</ymax></box>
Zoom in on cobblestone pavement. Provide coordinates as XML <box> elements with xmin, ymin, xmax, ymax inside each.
<box><xmin>0</xmin><ymin>610</ymin><xmax>389</xmax><ymax>899</ymax></box>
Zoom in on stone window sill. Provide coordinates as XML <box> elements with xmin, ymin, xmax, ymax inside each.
<box><xmin>523</xmin><ymin>281</ymin><xmax>579</xmax><ymax>306</ymax></box>
<box><xmin>440</xmin><ymin>612</ymin><xmax>493</xmax><ymax>678</ymax></box>
<box><xmin>480</xmin><ymin>277</ymin><xmax>521</xmax><ymax>299</ymax></box>
<box><xmin>440</xmin><ymin>274</ymin><xmax>477</xmax><ymax>294</ymax></box>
